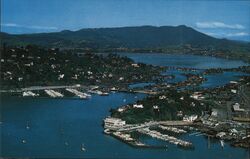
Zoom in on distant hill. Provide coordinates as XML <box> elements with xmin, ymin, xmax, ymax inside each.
<box><xmin>1</xmin><ymin>25</ymin><xmax>250</xmax><ymax>50</ymax></box>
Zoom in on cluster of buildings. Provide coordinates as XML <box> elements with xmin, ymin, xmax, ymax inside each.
<box><xmin>103</xmin><ymin>117</ymin><xmax>194</xmax><ymax>148</ymax></box>
<box><xmin>1</xmin><ymin>46</ymin><xmax>162</xmax><ymax>90</ymax></box>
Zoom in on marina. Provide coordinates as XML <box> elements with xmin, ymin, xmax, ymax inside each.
<box><xmin>44</xmin><ymin>89</ymin><xmax>64</xmax><ymax>98</ymax></box>
<box><xmin>137</xmin><ymin>128</ymin><xmax>193</xmax><ymax>148</ymax></box>
<box><xmin>1</xmin><ymin>54</ymin><xmax>249</xmax><ymax>158</ymax></box>
<box><xmin>1</xmin><ymin>0</ymin><xmax>250</xmax><ymax>158</ymax></box>
<box><xmin>22</xmin><ymin>91</ymin><xmax>38</xmax><ymax>97</ymax></box>
<box><xmin>1</xmin><ymin>85</ymin><xmax>249</xmax><ymax>158</ymax></box>
<box><xmin>158</xmin><ymin>125</ymin><xmax>187</xmax><ymax>134</ymax></box>
<box><xmin>106</xmin><ymin>130</ymin><xmax>168</xmax><ymax>149</ymax></box>
<box><xmin>66</xmin><ymin>88</ymin><xmax>91</xmax><ymax>99</ymax></box>
<box><xmin>103</xmin><ymin>117</ymin><xmax>193</xmax><ymax>148</ymax></box>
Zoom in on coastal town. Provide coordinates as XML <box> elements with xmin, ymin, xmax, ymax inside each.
<box><xmin>105</xmin><ymin>74</ymin><xmax>250</xmax><ymax>149</ymax></box>
<box><xmin>1</xmin><ymin>45</ymin><xmax>250</xmax><ymax>151</ymax></box>
<box><xmin>2</xmin><ymin>0</ymin><xmax>250</xmax><ymax>158</ymax></box>
<box><xmin>0</xmin><ymin>45</ymin><xmax>164</xmax><ymax>89</ymax></box>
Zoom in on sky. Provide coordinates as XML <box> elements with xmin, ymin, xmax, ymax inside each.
<box><xmin>1</xmin><ymin>0</ymin><xmax>250</xmax><ymax>41</ymax></box>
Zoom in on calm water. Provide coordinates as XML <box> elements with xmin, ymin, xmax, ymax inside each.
<box><xmin>1</xmin><ymin>94</ymin><xmax>249</xmax><ymax>159</ymax></box>
<box><xmin>1</xmin><ymin>54</ymin><xmax>249</xmax><ymax>158</ymax></box>
<box><xmin>117</xmin><ymin>53</ymin><xmax>248</xmax><ymax>69</ymax></box>
<box><xmin>121</xmin><ymin>53</ymin><xmax>249</xmax><ymax>88</ymax></box>
<box><xmin>1</xmin><ymin>93</ymin><xmax>146</xmax><ymax>158</ymax></box>
<box><xmin>129</xmin><ymin>82</ymin><xmax>155</xmax><ymax>89</ymax></box>
<box><xmin>201</xmin><ymin>71</ymin><xmax>249</xmax><ymax>88</ymax></box>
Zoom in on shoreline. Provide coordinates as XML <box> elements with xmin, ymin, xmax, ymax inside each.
<box><xmin>96</xmin><ymin>51</ymin><xmax>250</xmax><ymax>64</ymax></box>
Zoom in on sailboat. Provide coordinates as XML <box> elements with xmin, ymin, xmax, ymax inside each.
<box><xmin>26</xmin><ymin>121</ymin><xmax>30</xmax><ymax>130</ymax></box>
<box><xmin>81</xmin><ymin>143</ymin><xmax>86</xmax><ymax>151</ymax></box>
<box><xmin>220</xmin><ymin>140</ymin><xmax>224</xmax><ymax>148</ymax></box>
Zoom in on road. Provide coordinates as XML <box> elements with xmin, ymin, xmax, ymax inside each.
<box><xmin>117</xmin><ymin>120</ymin><xmax>193</xmax><ymax>132</ymax></box>
<box><xmin>238</xmin><ymin>85</ymin><xmax>250</xmax><ymax>108</ymax></box>
<box><xmin>21</xmin><ymin>85</ymin><xmax>81</xmax><ymax>91</ymax></box>
<box><xmin>1</xmin><ymin>85</ymin><xmax>94</xmax><ymax>92</ymax></box>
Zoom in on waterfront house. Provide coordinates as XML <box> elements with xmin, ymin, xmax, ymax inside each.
<box><xmin>232</xmin><ymin>103</ymin><xmax>245</xmax><ymax>112</ymax></box>
<box><xmin>133</xmin><ymin>104</ymin><xmax>144</xmax><ymax>109</ymax></box>
<box><xmin>183</xmin><ymin>115</ymin><xmax>198</xmax><ymax>122</ymax></box>
<box><xmin>104</xmin><ymin>117</ymin><xmax>126</xmax><ymax>130</ymax></box>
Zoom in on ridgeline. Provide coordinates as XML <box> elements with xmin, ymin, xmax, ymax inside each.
<box><xmin>1</xmin><ymin>25</ymin><xmax>250</xmax><ymax>62</ymax></box>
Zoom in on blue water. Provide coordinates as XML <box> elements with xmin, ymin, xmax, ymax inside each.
<box><xmin>1</xmin><ymin>94</ymin><xmax>249</xmax><ymax>159</ymax></box>
<box><xmin>1</xmin><ymin>54</ymin><xmax>250</xmax><ymax>158</ymax></box>
<box><xmin>201</xmin><ymin>72</ymin><xmax>249</xmax><ymax>88</ymax></box>
<box><xmin>1</xmin><ymin>93</ymin><xmax>146</xmax><ymax>158</ymax></box>
<box><xmin>119</xmin><ymin>53</ymin><xmax>249</xmax><ymax>88</ymax></box>
<box><xmin>129</xmin><ymin>82</ymin><xmax>155</xmax><ymax>89</ymax></box>
<box><xmin>117</xmin><ymin>53</ymin><xmax>248</xmax><ymax>69</ymax></box>
<box><xmin>162</xmin><ymin>69</ymin><xmax>188</xmax><ymax>83</ymax></box>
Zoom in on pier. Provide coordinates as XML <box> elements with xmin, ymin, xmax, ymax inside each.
<box><xmin>66</xmin><ymin>88</ymin><xmax>91</xmax><ymax>99</ymax></box>
<box><xmin>105</xmin><ymin>129</ymin><xmax>168</xmax><ymax>149</ymax></box>
<box><xmin>44</xmin><ymin>90</ymin><xmax>64</xmax><ymax>98</ymax></box>
<box><xmin>88</xmin><ymin>90</ymin><xmax>109</xmax><ymax>96</ymax></box>
<box><xmin>22</xmin><ymin>91</ymin><xmax>38</xmax><ymax>97</ymax></box>
<box><xmin>138</xmin><ymin>128</ymin><xmax>193</xmax><ymax>148</ymax></box>
<box><xmin>103</xmin><ymin>117</ymin><xmax>194</xmax><ymax>148</ymax></box>
<box><xmin>116</xmin><ymin>121</ymin><xmax>159</xmax><ymax>132</ymax></box>
<box><xmin>158</xmin><ymin>125</ymin><xmax>187</xmax><ymax>134</ymax></box>
<box><xmin>104</xmin><ymin>117</ymin><xmax>194</xmax><ymax>132</ymax></box>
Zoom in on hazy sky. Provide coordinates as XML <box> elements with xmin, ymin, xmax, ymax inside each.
<box><xmin>1</xmin><ymin>0</ymin><xmax>250</xmax><ymax>41</ymax></box>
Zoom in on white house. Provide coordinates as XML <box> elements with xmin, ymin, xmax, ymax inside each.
<box><xmin>133</xmin><ymin>104</ymin><xmax>144</xmax><ymax>109</ymax></box>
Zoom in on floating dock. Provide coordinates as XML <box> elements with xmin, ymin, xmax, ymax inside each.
<box><xmin>158</xmin><ymin>125</ymin><xmax>187</xmax><ymax>134</ymax></box>
<box><xmin>138</xmin><ymin>128</ymin><xmax>193</xmax><ymax>148</ymax></box>
<box><xmin>104</xmin><ymin>129</ymin><xmax>167</xmax><ymax>149</ymax></box>
<box><xmin>44</xmin><ymin>89</ymin><xmax>64</xmax><ymax>98</ymax></box>
<box><xmin>66</xmin><ymin>88</ymin><xmax>91</xmax><ymax>99</ymax></box>
<box><xmin>22</xmin><ymin>91</ymin><xmax>38</xmax><ymax>97</ymax></box>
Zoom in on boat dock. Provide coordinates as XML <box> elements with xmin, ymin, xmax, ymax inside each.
<box><xmin>105</xmin><ymin>129</ymin><xmax>167</xmax><ymax>149</ymax></box>
<box><xmin>44</xmin><ymin>89</ymin><xmax>64</xmax><ymax>98</ymax></box>
<box><xmin>88</xmin><ymin>90</ymin><xmax>109</xmax><ymax>96</ymax></box>
<box><xmin>158</xmin><ymin>125</ymin><xmax>187</xmax><ymax>134</ymax></box>
<box><xmin>103</xmin><ymin>117</ymin><xmax>195</xmax><ymax>149</ymax></box>
<box><xmin>138</xmin><ymin>128</ymin><xmax>193</xmax><ymax>148</ymax></box>
<box><xmin>22</xmin><ymin>91</ymin><xmax>38</xmax><ymax>97</ymax></box>
<box><xmin>66</xmin><ymin>88</ymin><xmax>91</xmax><ymax>99</ymax></box>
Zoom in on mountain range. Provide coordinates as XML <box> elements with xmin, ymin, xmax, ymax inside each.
<box><xmin>0</xmin><ymin>25</ymin><xmax>250</xmax><ymax>59</ymax></box>
<box><xmin>1</xmin><ymin>25</ymin><xmax>250</xmax><ymax>51</ymax></box>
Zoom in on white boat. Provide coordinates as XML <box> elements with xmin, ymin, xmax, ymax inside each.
<box><xmin>220</xmin><ymin>140</ymin><xmax>224</xmax><ymax>148</ymax></box>
<box><xmin>26</xmin><ymin>121</ymin><xmax>30</xmax><ymax>130</ymax></box>
<box><xmin>81</xmin><ymin>143</ymin><xmax>86</xmax><ymax>151</ymax></box>
<box><xmin>101</xmin><ymin>92</ymin><xmax>109</xmax><ymax>96</ymax></box>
